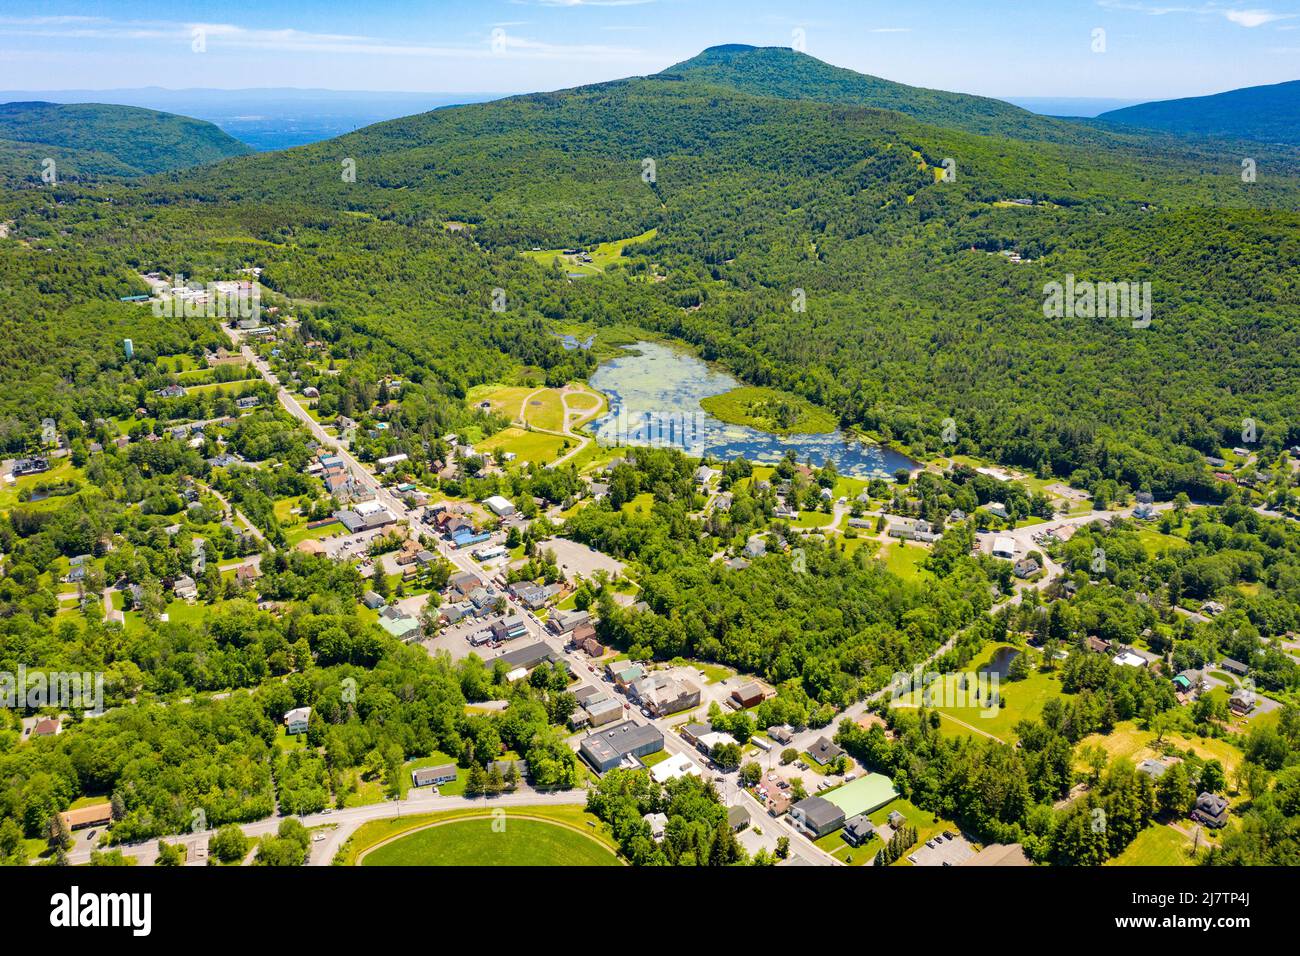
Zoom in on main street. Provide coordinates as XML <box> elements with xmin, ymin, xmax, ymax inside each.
<box><xmin>225</xmin><ymin>323</ymin><xmax>1173</xmax><ymax>866</ymax></box>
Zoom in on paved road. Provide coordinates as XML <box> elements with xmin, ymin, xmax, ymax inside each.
<box><xmin>67</xmin><ymin>788</ymin><xmax>589</xmax><ymax>867</ymax></box>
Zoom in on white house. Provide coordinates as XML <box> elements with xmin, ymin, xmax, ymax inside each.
<box><xmin>991</xmin><ymin>536</ymin><xmax>1016</xmax><ymax>560</ymax></box>
<box><xmin>284</xmin><ymin>706</ymin><xmax>312</xmax><ymax>735</ymax></box>
<box><xmin>1112</xmin><ymin>650</ymin><xmax>1148</xmax><ymax>669</ymax></box>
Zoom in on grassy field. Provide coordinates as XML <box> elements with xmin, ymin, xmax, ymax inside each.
<box><xmin>790</xmin><ymin>510</ymin><xmax>835</xmax><ymax>530</ymax></box>
<box><xmin>878</xmin><ymin>539</ymin><xmax>933</xmax><ymax>583</ymax></box>
<box><xmin>699</xmin><ymin>385</ymin><xmax>837</xmax><ymax>435</ymax></box>
<box><xmin>0</xmin><ymin>459</ymin><xmax>84</xmax><ymax>511</ymax></box>
<box><xmin>891</xmin><ymin>643</ymin><xmax>1063</xmax><ymax>743</ymax></box>
<box><xmin>1136</xmin><ymin>528</ymin><xmax>1191</xmax><ymax>557</ymax></box>
<box><xmin>520</xmin><ymin>229</ymin><xmax>657</xmax><ymax>276</ymax></box>
<box><xmin>478</xmin><ymin>427</ymin><xmax>569</xmax><ymax>465</ymax></box>
<box><xmin>621</xmin><ymin>492</ymin><xmax>655</xmax><ymax>517</ymax></box>
<box><xmin>1075</xmin><ymin>720</ymin><xmax>1244</xmax><ymax>776</ymax></box>
<box><xmin>1107</xmin><ymin>825</ymin><xmax>1195</xmax><ymax>866</ymax></box>
<box><xmin>348</xmin><ymin>805</ymin><xmax>619</xmax><ymax>866</ymax></box>
<box><xmin>470</xmin><ymin>382</ymin><xmax>605</xmax><ymax>434</ymax></box>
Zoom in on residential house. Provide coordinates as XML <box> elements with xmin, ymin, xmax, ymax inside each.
<box><xmin>1137</xmin><ymin>759</ymin><xmax>1170</xmax><ymax>780</ymax></box>
<box><xmin>284</xmin><ymin>706</ymin><xmax>311</xmax><ymax>735</ymax></box>
<box><xmin>841</xmin><ymin>814</ymin><xmax>876</xmax><ymax>847</ymax></box>
<box><xmin>410</xmin><ymin>764</ymin><xmax>458</xmax><ymax>788</ymax></box>
<box><xmin>1229</xmin><ymin>687</ymin><xmax>1257</xmax><ymax>715</ymax></box>
<box><xmin>1013</xmin><ymin>558</ymin><xmax>1040</xmax><ymax>579</ymax></box>
<box><xmin>1191</xmin><ymin>792</ymin><xmax>1229</xmax><ymax>829</ymax></box>
<box><xmin>767</xmin><ymin>725</ymin><xmax>794</xmax><ymax>745</ymax></box>
<box><xmin>808</xmin><ymin>736</ymin><xmax>845</xmax><ymax>767</ymax></box>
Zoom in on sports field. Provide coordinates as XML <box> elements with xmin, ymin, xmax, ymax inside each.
<box><xmin>361</xmin><ymin>815</ymin><xmax>620</xmax><ymax>866</ymax></box>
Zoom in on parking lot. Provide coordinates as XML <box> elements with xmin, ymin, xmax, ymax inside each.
<box><xmin>907</xmin><ymin>831</ymin><xmax>975</xmax><ymax>866</ymax></box>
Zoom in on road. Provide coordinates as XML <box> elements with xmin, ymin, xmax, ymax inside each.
<box><xmin>223</xmin><ymin>325</ymin><xmax>1171</xmax><ymax>865</ymax></box>
<box><xmin>67</xmin><ymin>788</ymin><xmax>590</xmax><ymax>867</ymax></box>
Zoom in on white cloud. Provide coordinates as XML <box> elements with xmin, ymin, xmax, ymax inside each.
<box><xmin>0</xmin><ymin>15</ymin><xmax>651</xmax><ymax>63</ymax></box>
<box><xmin>1222</xmin><ymin>8</ymin><xmax>1294</xmax><ymax>26</ymax></box>
<box><xmin>1097</xmin><ymin>1</ymin><xmax>1297</xmax><ymax>27</ymax></box>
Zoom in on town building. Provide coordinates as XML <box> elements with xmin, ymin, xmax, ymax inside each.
<box><xmin>789</xmin><ymin>795</ymin><xmax>846</xmax><ymax>838</ymax></box>
<box><xmin>579</xmin><ymin>720</ymin><xmax>664</xmax><ymax>773</ymax></box>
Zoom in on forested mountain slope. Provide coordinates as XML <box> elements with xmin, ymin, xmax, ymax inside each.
<box><xmin>0</xmin><ymin>101</ymin><xmax>251</xmax><ymax>179</ymax></box>
<box><xmin>3</xmin><ymin>50</ymin><xmax>1298</xmax><ymax>501</ymax></box>
<box><xmin>1098</xmin><ymin>79</ymin><xmax>1300</xmax><ymax>146</ymax></box>
<box><xmin>656</xmin><ymin>44</ymin><xmax>1080</xmax><ymax>141</ymax></box>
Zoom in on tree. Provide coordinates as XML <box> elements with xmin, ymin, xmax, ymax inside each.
<box><xmin>155</xmin><ymin>840</ymin><xmax>185</xmax><ymax>866</ymax></box>
<box><xmin>739</xmin><ymin>762</ymin><xmax>761</xmax><ymax>787</ymax></box>
<box><xmin>775</xmin><ymin>835</ymin><xmax>790</xmax><ymax>859</ymax></box>
<box><xmin>47</xmin><ymin>813</ymin><xmax>72</xmax><ymax>854</ymax></box>
<box><xmin>209</xmin><ymin>824</ymin><xmax>250</xmax><ymax>864</ymax></box>
<box><xmin>780</xmin><ymin>747</ymin><xmax>798</xmax><ymax>766</ymax></box>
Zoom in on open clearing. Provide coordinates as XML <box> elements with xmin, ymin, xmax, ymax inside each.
<box><xmin>360</xmin><ymin>815</ymin><xmax>620</xmax><ymax>866</ymax></box>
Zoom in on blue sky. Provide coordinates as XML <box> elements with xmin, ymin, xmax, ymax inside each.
<box><xmin>0</xmin><ymin>0</ymin><xmax>1297</xmax><ymax>99</ymax></box>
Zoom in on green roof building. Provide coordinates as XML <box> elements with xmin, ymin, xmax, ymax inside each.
<box><xmin>824</xmin><ymin>773</ymin><xmax>899</xmax><ymax>819</ymax></box>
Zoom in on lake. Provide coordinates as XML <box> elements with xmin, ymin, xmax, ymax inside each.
<box><xmin>587</xmin><ymin>342</ymin><xmax>915</xmax><ymax>478</ymax></box>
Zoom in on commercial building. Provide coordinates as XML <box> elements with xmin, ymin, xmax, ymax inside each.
<box><xmin>579</xmin><ymin>720</ymin><xmax>664</xmax><ymax>773</ymax></box>
<box><xmin>789</xmin><ymin>795</ymin><xmax>845</xmax><ymax>838</ymax></box>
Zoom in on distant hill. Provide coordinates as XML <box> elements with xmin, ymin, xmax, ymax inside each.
<box><xmin>0</xmin><ymin>101</ymin><xmax>251</xmax><ymax>179</ymax></box>
<box><xmin>654</xmin><ymin>44</ymin><xmax>1087</xmax><ymax>141</ymax></box>
<box><xmin>1097</xmin><ymin>79</ymin><xmax>1300</xmax><ymax>145</ymax></box>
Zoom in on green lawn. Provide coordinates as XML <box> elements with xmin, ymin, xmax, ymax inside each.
<box><xmin>621</xmin><ymin>493</ymin><xmax>655</xmax><ymax>517</ymax></box>
<box><xmin>398</xmin><ymin>753</ymin><xmax>466</xmax><ymax>799</ymax></box>
<box><xmin>361</xmin><ymin>815</ymin><xmax>620</xmax><ymax>866</ymax></box>
<box><xmin>1107</xmin><ymin>825</ymin><xmax>1195</xmax><ymax>866</ymax></box>
<box><xmin>0</xmin><ymin>459</ymin><xmax>84</xmax><ymax>511</ymax></box>
<box><xmin>879</xmin><ymin>539</ymin><xmax>933</xmax><ymax>583</ymax></box>
<box><xmin>478</xmin><ymin>427</ymin><xmax>568</xmax><ymax>465</ymax></box>
<box><xmin>790</xmin><ymin>510</ymin><xmax>835</xmax><ymax>530</ymax></box>
<box><xmin>891</xmin><ymin>644</ymin><xmax>1063</xmax><ymax>742</ymax></box>
<box><xmin>520</xmin><ymin>229</ymin><xmax>657</xmax><ymax>276</ymax></box>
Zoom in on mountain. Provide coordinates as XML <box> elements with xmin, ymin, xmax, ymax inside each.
<box><xmin>7</xmin><ymin>47</ymin><xmax>1300</xmax><ymax>504</ymax></box>
<box><xmin>0</xmin><ymin>89</ymin><xmax>511</xmax><ymax>150</ymax></box>
<box><xmin>0</xmin><ymin>101</ymin><xmax>251</xmax><ymax>178</ymax></box>
<box><xmin>1096</xmin><ymin>79</ymin><xmax>1300</xmax><ymax>145</ymax></box>
<box><xmin>655</xmin><ymin>44</ymin><xmax>1089</xmax><ymax>141</ymax></box>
